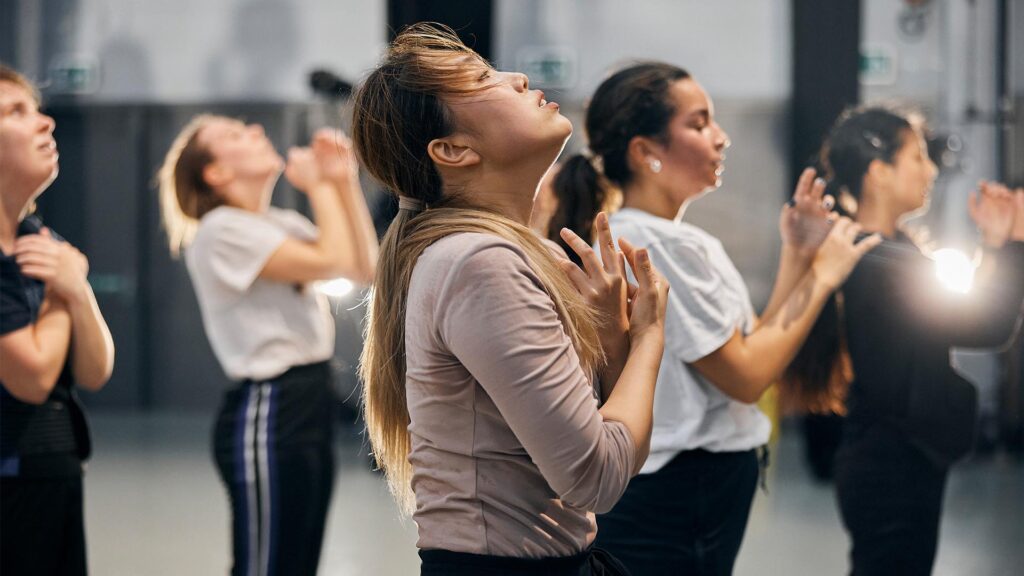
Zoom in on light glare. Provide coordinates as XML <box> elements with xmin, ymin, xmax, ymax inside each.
<box><xmin>316</xmin><ymin>278</ymin><xmax>354</xmax><ymax>298</ymax></box>
<box><xmin>933</xmin><ymin>248</ymin><xmax>974</xmax><ymax>294</ymax></box>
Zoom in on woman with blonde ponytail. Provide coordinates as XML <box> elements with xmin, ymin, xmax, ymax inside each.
<box><xmin>353</xmin><ymin>24</ymin><xmax>669</xmax><ymax>574</ymax></box>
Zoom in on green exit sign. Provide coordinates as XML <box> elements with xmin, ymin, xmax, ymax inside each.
<box><xmin>860</xmin><ymin>44</ymin><xmax>897</xmax><ymax>86</ymax></box>
<box><xmin>48</xmin><ymin>55</ymin><xmax>100</xmax><ymax>94</ymax></box>
<box><xmin>516</xmin><ymin>46</ymin><xmax>577</xmax><ymax>89</ymax></box>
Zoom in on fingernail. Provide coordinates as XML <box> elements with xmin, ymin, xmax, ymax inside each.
<box><xmin>785</xmin><ymin>199</ymin><xmax>796</xmax><ymax>207</ymax></box>
<box><xmin>815</xmin><ymin>178</ymin><xmax>826</xmax><ymax>187</ymax></box>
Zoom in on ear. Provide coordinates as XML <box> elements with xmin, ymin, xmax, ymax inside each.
<box><xmin>864</xmin><ymin>158</ymin><xmax>892</xmax><ymax>191</ymax></box>
<box><xmin>626</xmin><ymin>135</ymin><xmax>663</xmax><ymax>172</ymax></box>
<box><xmin>202</xmin><ymin>162</ymin><xmax>233</xmax><ymax>189</ymax></box>
<box><xmin>427</xmin><ymin>136</ymin><xmax>481</xmax><ymax>170</ymax></box>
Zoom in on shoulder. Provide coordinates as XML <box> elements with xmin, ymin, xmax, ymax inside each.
<box><xmin>419</xmin><ymin>232</ymin><xmax>531</xmax><ymax>279</ymax></box>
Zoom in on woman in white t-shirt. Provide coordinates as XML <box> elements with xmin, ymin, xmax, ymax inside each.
<box><xmin>558</xmin><ymin>63</ymin><xmax>880</xmax><ymax>575</ymax></box>
<box><xmin>157</xmin><ymin>116</ymin><xmax>378</xmax><ymax>576</ymax></box>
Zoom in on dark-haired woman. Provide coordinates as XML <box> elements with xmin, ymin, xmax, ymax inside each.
<box><xmin>559</xmin><ymin>62</ymin><xmax>880</xmax><ymax>575</ymax></box>
<box><xmin>785</xmin><ymin>106</ymin><xmax>1024</xmax><ymax>576</ymax></box>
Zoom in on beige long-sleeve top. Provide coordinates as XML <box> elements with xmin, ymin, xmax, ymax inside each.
<box><xmin>404</xmin><ymin>232</ymin><xmax>637</xmax><ymax>558</ymax></box>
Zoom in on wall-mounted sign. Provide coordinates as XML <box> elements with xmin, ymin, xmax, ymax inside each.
<box><xmin>860</xmin><ymin>44</ymin><xmax>898</xmax><ymax>86</ymax></box>
<box><xmin>48</xmin><ymin>54</ymin><xmax>101</xmax><ymax>95</ymax></box>
<box><xmin>516</xmin><ymin>46</ymin><xmax>577</xmax><ymax>89</ymax></box>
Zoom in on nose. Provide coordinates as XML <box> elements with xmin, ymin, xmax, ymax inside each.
<box><xmin>38</xmin><ymin>112</ymin><xmax>55</xmax><ymax>135</ymax></box>
<box><xmin>513</xmin><ymin>72</ymin><xmax>529</xmax><ymax>92</ymax></box>
<box><xmin>713</xmin><ymin>123</ymin><xmax>730</xmax><ymax>151</ymax></box>
<box><xmin>247</xmin><ymin>124</ymin><xmax>265</xmax><ymax>138</ymax></box>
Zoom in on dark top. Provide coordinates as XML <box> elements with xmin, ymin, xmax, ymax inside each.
<box><xmin>0</xmin><ymin>215</ymin><xmax>90</xmax><ymax>478</ymax></box>
<box><xmin>842</xmin><ymin>234</ymin><xmax>1024</xmax><ymax>466</ymax></box>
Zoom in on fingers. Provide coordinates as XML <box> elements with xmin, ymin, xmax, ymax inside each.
<box><xmin>855</xmin><ymin>233</ymin><xmax>883</xmax><ymax>255</ymax></box>
<box><xmin>618</xmin><ymin>237</ymin><xmax>638</xmax><ymax>274</ymax></box>
<box><xmin>821</xmin><ymin>193</ymin><xmax>835</xmax><ymax>212</ymax></box>
<box><xmin>559</xmin><ymin>227</ymin><xmax>602</xmax><ymax>277</ymax></box>
<box><xmin>809</xmin><ymin>175</ymin><xmax>827</xmax><ymax>204</ymax></box>
<box><xmin>593</xmin><ymin>212</ymin><xmax>618</xmax><ymax>273</ymax></box>
<box><xmin>556</xmin><ymin>259</ymin><xmax>591</xmax><ymax>295</ymax></box>
<box><xmin>793</xmin><ymin>167</ymin><xmax>815</xmax><ymax>201</ymax></box>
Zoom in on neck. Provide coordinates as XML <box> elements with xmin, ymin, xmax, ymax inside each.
<box><xmin>855</xmin><ymin>193</ymin><xmax>900</xmax><ymax>237</ymax></box>
<box><xmin>461</xmin><ymin>161</ymin><xmax>552</xmax><ymax>226</ymax></box>
<box><xmin>621</xmin><ymin>178</ymin><xmax>688</xmax><ymax>221</ymax></box>
<box><xmin>220</xmin><ymin>178</ymin><xmax>274</xmax><ymax>213</ymax></box>
<box><xmin>0</xmin><ymin>188</ymin><xmax>32</xmax><ymax>253</ymax></box>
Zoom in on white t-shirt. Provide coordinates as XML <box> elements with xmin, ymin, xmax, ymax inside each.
<box><xmin>185</xmin><ymin>206</ymin><xmax>335</xmax><ymax>381</ymax></box>
<box><xmin>605</xmin><ymin>208</ymin><xmax>771</xmax><ymax>474</ymax></box>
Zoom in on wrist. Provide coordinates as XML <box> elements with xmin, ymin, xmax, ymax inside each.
<box><xmin>780</xmin><ymin>244</ymin><xmax>815</xmax><ymax>266</ymax></box>
<box><xmin>628</xmin><ymin>328</ymin><xmax>664</xmax><ymax>352</ymax></box>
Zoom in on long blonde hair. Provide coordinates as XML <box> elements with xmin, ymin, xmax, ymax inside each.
<box><xmin>353</xmin><ymin>23</ymin><xmax>605</xmax><ymax>514</ymax></box>
<box><xmin>157</xmin><ymin>114</ymin><xmax>223</xmax><ymax>256</ymax></box>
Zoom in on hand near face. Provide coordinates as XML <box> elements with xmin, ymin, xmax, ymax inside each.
<box><xmin>968</xmin><ymin>180</ymin><xmax>1016</xmax><ymax>248</ymax></box>
<box><xmin>780</xmin><ymin>167</ymin><xmax>836</xmax><ymax>259</ymax></box>
<box><xmin>310</xmin><ymin>129</ymin><xmax>360</xmax><ymax>194</ymax></box>
<box><xmin>15</xmin><ymin>228</ymin><xmax>90</xmax><ymax>302</ymax></box>
<box><xmin>283</xmin><ymin>146</ymin><xmax>327</xmax><ymax>195</ymax></box>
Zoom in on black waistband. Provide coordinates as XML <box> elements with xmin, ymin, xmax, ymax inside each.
<box><xmin>419</xmin><ymin>548</ymin><xmax>590</xmax><ymax>573</ymax></box>
<box><xmin>238</xmin><ymin>360</ymin><xmax>331</xmax><ymax>386</ymax></box>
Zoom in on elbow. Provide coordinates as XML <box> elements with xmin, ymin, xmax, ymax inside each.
<box><xmin>77</xmin><ymin>367</ymin><xmax>112</xmax><ymax>392</ymax></box>
<box><xmin>7</xmin><ymin>377</ymin><xmax>54</xmax><ymax>405</ymax></box>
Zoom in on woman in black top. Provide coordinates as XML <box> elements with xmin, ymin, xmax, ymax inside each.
<box><xmin>0</xmin><ymin>65</ymin><xmax>115</xmax><ymax>576</ymax></box>
<box><xmin>786</xmin><ymin>106</ymin><xmax>1024</xmax><ymax>576</ymax></box>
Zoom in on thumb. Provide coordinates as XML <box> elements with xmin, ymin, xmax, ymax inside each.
<box><xmin>855</xmin><ymin>233</ymin><xmax>883</xmax><ymax>256</ymax></box>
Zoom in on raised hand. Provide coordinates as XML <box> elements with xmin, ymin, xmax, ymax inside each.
<box><xmin>780</xmin><ymin>167</ymin><xmax>836</xmax><ymax>258</ymax></box>
<box><xmin>811</xmin><ymin>217</ymin><xmax>882</xmax><ymax>291</ymax></box>
<box><xmin>968</xmin><ymin>180</ymin><xmax>1016</xmax><ymax>248</ymax></box>
<box><xmin>15</xmin><ymin>228</ymin><xmax>90</xmax><ymax>302</ymax></box>
<box><xmin>283</xmin><ymin>146</ymin><xmax>327</xmax><ymax>194</ymax></box>
<box><xmin>310</xmin><ymin>129</ymin><xmax>360</xmax><ymax>193</ymax></box>
<box><xmin>618</xmin><ymin>237</ymin><xmax>669</xmax><ymax>344</ymax></box>
<box><xmin>558</xmin><ymin>213</ymin><xmax>631</xmax><ymax>344</ymax></box>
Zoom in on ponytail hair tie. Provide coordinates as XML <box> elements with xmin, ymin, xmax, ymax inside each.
<box><xmin>398</xmin><ymin>196</ymin><xmax>425</xmax><ymax>213</ymax></box>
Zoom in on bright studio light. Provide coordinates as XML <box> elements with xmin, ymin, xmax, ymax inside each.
<box><xmin>316</xmin><ymin>278</ymin><xmax>354</xmax><ymax>298</ymax></box>
<box><xmin>932</xmin><ymin>248</ymin><xmax>975</xmax><ymax>294</ymax></box>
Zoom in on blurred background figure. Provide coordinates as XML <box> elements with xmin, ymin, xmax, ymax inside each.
<box><xmin>158</xmin><ymin>117</ymin><xmax>376</xmax><ymax>576</ymax></box>
<box><xmin>0</xmin><ymin>64</ymin><xmax>115</xmax><ymax>576</ymax></box>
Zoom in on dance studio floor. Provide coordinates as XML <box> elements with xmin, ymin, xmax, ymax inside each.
<box><xmin>84</xmin><ymin>410</ymin><xmax>1023</xmax><ymax>575</ymax></box>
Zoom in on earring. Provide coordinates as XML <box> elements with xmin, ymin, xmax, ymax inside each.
<box><xmin>649</xmin><ymin>158</ymin><xmax>662</xmax><ymax>174</ymax></box>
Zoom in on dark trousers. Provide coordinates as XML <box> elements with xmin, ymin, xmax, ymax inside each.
<box><xmin>420</xmin><ymin>548</ymin><xmax>631</xmax><ymax>576</ymax></box>
<box><xmin>213</xmin><ymin>362</ymin><xmax>335</xmax><ymax>576</ymax></box>
<box><xmin>835</xmin><ymin>424</ymin><xmax>948</xmax><ymax>576</ymax></box>
<box><xmin>1</xmin><ymin>475</ymin><xmax>87</xmax><ymax>576</ymax></box>
<box><xmin>595</xmin><ymin>448</ymin><xmax>759</xmax><ymax>576</ymax></box>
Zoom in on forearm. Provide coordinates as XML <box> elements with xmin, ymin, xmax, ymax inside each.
<box><xmin>307</xmin><ymin>183</ymin><xmax>358</xmax><ymax>276</ymax></box>
<box><xmin>598</xmin><ymin>333</ymin><xmax>664</xmax><ymax>474</ymax></box>
<box><xmin>597</xmin><ymin>330</ymin><xmax>629</xmax><ymax>401</ymax></box>
<box><xmin>759</xmin><ymin>246</ymin><xmax>814</xmax><ymax>325</ymax></box>
<box><xmin>3</xmin><ymin>299</ymin><xmax>74</xmax><ymax>403</ymax></box>
<box><xmin>65</xmin><ymin>286</ymin><xmax>115</xmax><ymax>391</ymax></box>
<box><xmin>336</xmin><ymin>178</ymin><xmax>379</xmax><ymax>284</ymax></box>
<box><xmin>741</xmin><ymin>271</ymin><xmax>834</xmax><ymax>394</ymax></box>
